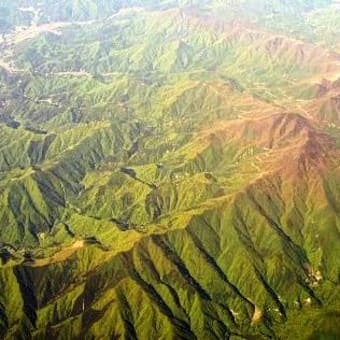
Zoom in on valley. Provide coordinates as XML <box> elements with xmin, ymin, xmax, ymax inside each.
<box><xmin>0</xmin><ymin>1</ymin><xmax>339</xmax><ymax>339</ymax></box>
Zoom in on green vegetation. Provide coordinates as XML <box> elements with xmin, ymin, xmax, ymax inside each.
<box><xmin>0</xmin><ymin>0</ymin><xmax>339</xmax><ymax>339</ymax></box>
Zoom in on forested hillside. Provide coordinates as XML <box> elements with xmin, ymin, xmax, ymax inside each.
<box><xmin>0</xmin><ymin>1</ymin><xmax>339</xmax><ymax>339</ymax></box>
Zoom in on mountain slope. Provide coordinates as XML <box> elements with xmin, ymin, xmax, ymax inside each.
<box><xmin>0</xmin><ymin>1</ymin><xmax>339</xmax><ymax>339</ymax></box>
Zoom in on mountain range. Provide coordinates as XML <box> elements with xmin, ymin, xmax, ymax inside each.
<box><xmin>0</xmin><ymin>1</ymin><xmax>339</xmax><ymax>339</ymax></box>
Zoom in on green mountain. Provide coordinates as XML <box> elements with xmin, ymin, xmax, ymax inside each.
<box><xmin>0</xmin><ymin>1</ymin><xmax>339</xmax><ymax>339</ymax></box>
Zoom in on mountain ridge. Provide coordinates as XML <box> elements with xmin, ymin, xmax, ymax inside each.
<box><xmin>0</xmin><ymin>1</ymin><xmax>339</xmax><ymax>339</ymax></box>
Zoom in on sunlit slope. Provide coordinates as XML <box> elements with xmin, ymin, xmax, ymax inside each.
<box><xmin>1</xmin><ymin>111</ymin><xmax>339</xmax><ymax>339</ymax></box>
<box><xmin>0</xmin><ymin>1</ymin><xmax>340</xmax><ymax>339</ymax></box>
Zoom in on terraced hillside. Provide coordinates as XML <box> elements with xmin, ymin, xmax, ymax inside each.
<box><xmin>0</xmin><ymin>1</ymin><xmax>339</xmax><ymax>339</ymax></box>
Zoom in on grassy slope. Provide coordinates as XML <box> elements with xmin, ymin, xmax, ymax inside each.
<box><xmin>0</xmin><ymin>1</ymin><xmax>340</xmax><ymax>339</ymax></box>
